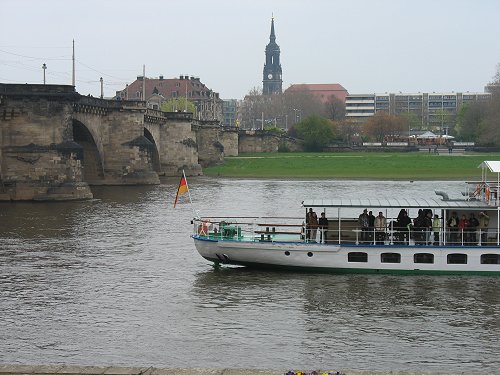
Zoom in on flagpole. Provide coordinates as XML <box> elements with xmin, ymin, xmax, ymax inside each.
<box><xmin>182</xmin><ymin>169</ymin><xmax>193</xmax><ymax>206</ymax></box>
<box><xmin>182</xmin><ymin>169</ymin><xmax>200</xmax><ymax>219</ymax></box>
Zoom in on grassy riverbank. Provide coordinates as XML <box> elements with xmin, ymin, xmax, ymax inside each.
<box><xmin>204</xmin><ymin>152</ymin><xmax>500</xmax><ymax>179</ymax></box>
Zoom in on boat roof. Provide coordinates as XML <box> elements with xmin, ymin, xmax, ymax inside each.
<box><xmin>302</xmin><ymin>198</ymin><xmax>497</xmax><ymax>210</ymax></box>
<box><xmin>479</xmin><ymin>161</ymin><xmax>500</xmax><ymax>173</ymax></box>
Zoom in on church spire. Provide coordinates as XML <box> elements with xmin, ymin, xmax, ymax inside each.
<box><xmin>263</xmin><ymin>16</ymin><xmax>282</xmax><ymax>95</ymax></box>
<box><xmin>270</xmin><ymin>17</ymin><xmax>276</xmax><ymax>43</ymax></box>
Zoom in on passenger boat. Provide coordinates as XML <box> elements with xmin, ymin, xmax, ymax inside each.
<box><xmin>192</xmin><ymin>161</ymin><xmax>500</xmax><ymax>275</ymax></box>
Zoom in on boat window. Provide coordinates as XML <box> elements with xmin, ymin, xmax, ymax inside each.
<box><xmin>381</xmin><ymin>252</ymin><xmax>401</xmax><ymax>263</ymax></box>
<box><xmin>480</xmin><ymin>254</ymin><xmax>500</xmax><ymax>264</ymax></box>
<box><xmin>447</xmin><ymin>253</ymin><xmax>467</xmax><ymax>264</ymax></box>
<box><xmin>414</xmin><ymin>253</ymin><xmax>434</xmax><ymax>264</ymax></box>
<box><xmin>348</xmin><ymin>252</ymin><xmax>368</xmax><ymax>263</ymax></box>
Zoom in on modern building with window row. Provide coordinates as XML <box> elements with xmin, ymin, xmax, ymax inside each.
<box><xmin>222</xmin><ymin>99</ymin><xmax>239</xmax><ymax>127</ymax></box>
<box><xmin>346</xmin><ymin>92</ymin><xmax>491</xmax><ymax>131</ymax></box>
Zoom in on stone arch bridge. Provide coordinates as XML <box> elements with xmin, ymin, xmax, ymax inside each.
<box><xmin>0</xmin><ymin>84</ymin><xmax>237</xmax><ymax>200</ymax></box>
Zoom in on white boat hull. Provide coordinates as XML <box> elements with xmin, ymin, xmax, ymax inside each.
<box><xmin>193</xmin><ymin>235</ymin><xmax>500</xmax><ymax>275</ymax></box>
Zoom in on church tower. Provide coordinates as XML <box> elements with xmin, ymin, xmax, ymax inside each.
<box><xmin>263</xmin><ymin>17</ymin><xmax>282</xmax><ymax>95</ymax></box>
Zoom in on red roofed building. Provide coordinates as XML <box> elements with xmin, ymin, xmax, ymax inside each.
<box><xmin>116</xmin><ymin>75</ymin><xmax>223</xmax><ymax>121</ymax></box>
<box><xmin>285</xmin><ymin>83</ymin><xmax>349</xmax><ymax>104</ymax></box>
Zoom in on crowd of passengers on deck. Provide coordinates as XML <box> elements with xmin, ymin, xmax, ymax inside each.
<box><xmin>305</xmin><ymin>207</ymin><xmax>491</xmax><ymax>246</ymax></box>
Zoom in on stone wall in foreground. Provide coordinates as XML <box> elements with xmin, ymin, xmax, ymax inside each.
<box><xmin>0</xmin><ymin>364</ymin><xmax>460</xmax><ymax>375</ymax></box>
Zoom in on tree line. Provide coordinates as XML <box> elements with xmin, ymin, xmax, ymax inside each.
<box><xmin>239</xmin><ymin>64</ymin><xmax>500</xmax><ymax>150</ymax></box>
<box><xmin>456</xmin><ymin>64</ymin><xmax>500</xmax><ymax>145</ymax></box>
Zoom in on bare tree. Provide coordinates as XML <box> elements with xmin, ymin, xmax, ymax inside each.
<box><xmin>325</xmin><ymin>95</ymin><xmax>346</xmax><ymax>121</ymax></box>
<box><xmin>365</xmin><ymin>112</ymin><xmax>406</xmax><ymax>142</ymax></box>
<box><xmin>240</xmin><ymin>85</ymin><xmax>331</xmax><ymax>130</ymax></box>
<box><xmin>335</xmin><ymin>119</ymin><xmax>362</xmax><ymax>146</ymax></box>
<box><xmin>457</xmin><ymin>63</ymin><xmax>500</xmax><ymax>145</ymax></box>
<box><xmin>491</xmin><ymin>63</ymin><xmax>500</xmax><ymax>85</ymax></box>
<box><xmin>240</xmin><ymin>87</ymin><xmax>266</xmax><ymax>129</ymax></box>
<box><xmin>283</xmin><ymin>88</ymin><xmax>326</xmax><ymax>124</ymax></box>
<box><xmin>456</xmin><ymin>101</ymin><xmax>485</xmax><ymax>142</ymax></box>
<box><xmin>476</xmin><ymin>94</ymin><xmax>500</xmax><ymax>145</ymax></box>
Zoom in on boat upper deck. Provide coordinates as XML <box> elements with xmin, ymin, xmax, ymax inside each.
<box><xmin>302</xmin><ymin>197</ymin><xmax>499</xmax><ymax>210</ymax></box>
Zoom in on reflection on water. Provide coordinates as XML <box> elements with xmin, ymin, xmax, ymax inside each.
<box><xmin>0</xmin><ymin>178</ymin><xmax>499</xmax><ymax>371</ymax></box>
<box><xmin>191</xmin><ymin>269</ymin><xmax>500</xmax><ymax>371</ymax></box>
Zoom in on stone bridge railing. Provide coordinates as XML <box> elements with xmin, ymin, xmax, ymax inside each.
<box><xmin>0</xmin><ymin>83</ymin><xmax>76</xmax><ymax>96</ymax></box>
<box><xmin>74</xmin><ymin>96</ymin><xmax>146</xmax><ymax>114</ymax></box>
<box><xmin>144</xmin><ymin>108</ymin><xmax>193</xmax><ymax>124</ymax></box>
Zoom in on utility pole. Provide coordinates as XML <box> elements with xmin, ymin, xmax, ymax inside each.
<box><xmin>42</xmin><ymin>63</ymin><xmax>47</xmax><ymax>84</ymax></box>
<box><xmin>185</xmin><ymin>80</ymin><xmax>188</xmax><ymax>112</ymax></box>
<box><xmin>100</xmin><ymin>77</ymin><xmax>103</xmax><ymax>99</ymax></box>
<box><xmin>142</xmin><ymin>64</ymin><xmax>146</xmax><ymax>101</ymax></box>
<box><xmin>293</xmin><ymin>108</ymin><xmax>298</xmax><ymax>124</ymax></box>
<box><xmin>72</xmin><ymin>39</ymin><xmax>75</xmax><ymax>87</ymax></box>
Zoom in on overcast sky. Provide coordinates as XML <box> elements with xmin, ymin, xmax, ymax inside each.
<box><xmin>2</xmin><ymin>0</ymin><xmax>500</xmax><ymax>100</ymax></box>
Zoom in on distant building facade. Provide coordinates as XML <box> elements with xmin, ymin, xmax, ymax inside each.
<box><xmin>116</xmin><ymin>75</ymin><xmax>223</xmax><ymax>121</ymax></box>
<box><xmin>285</xmin><ymin>83</ymin><xmax>348</xmax><ymax>103</ymax></box>
<box><xmin>345</xmin><ymin>91</ymin><xmax>491</xmax><ymax>131</ymax></box>
<box><xmin>262</xmin><ymin>18</ymin><xmax>283</xmax><ymax>95</ymax></box>
<box><xmin>222</xmin><ymin>99</ymin><xmax>239</xmax><ymax>127</ymax></box>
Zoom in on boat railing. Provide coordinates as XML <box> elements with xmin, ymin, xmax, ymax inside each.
<box><xmin>192</xmin><ymin>217</ymin><xmax>305</xmax><ymax>242</ymax></box>
<box><xmin>193</xmin><ymin>217</ymin><xmax>500</xmax><ymax>246</ymax></box>
<box><xmin>300</xmin><ymin>226</ymin><xmax>500</xmax><ymax>246</ymax></box>
<box><xmin>466</xmin><ymin>181</ymin><xmax>499</xmax><ymax>206</ymax></box>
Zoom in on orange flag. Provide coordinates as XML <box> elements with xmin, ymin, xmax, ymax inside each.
<box><xmin>173</xmin><ymin>175</ymin><xmax>188</xmax><ymax>208</ymax></box>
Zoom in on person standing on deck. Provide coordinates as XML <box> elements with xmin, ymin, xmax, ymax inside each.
<box><xmin>368</xmin><ymin>210</ymin><xmax>376</xmax><ymax>242</ymax></box>
<box><xmin>479</xmin><ymin>211</ymin><xmax>490</xmax><ymax>245</ymax></box>
<box><xmin>306</xmin><ymin>208</ymin><xmax>318</xmax><ymax>242</ymax></box>
<box><xmin>447</xmin><ymin>211</ymin><xmax>459</xmax><ymax>245</ymax></box>
<box><xmin>358</xmin><ymin>209</ymin><xmax>369</xmax><ymax>243</ymax></box>
<box><xmin>432</xmin><ymin>214</ymin><xmax>441</xmax><ymax>245</ymax></box>
<box><xmin>458</xmin><ymin>214</ymin><xmax>469</xmax><ymax>245</ymax></box>
<box><xmin>413</xmin><ymin>209</ymin><xmax>425</xmax><ymax>245</ymax></box>
<box><xmin>468</xmin><ymin>213</ymin><xmax>479</xmax><ymax>244</ymax></box>
<box><xmin>318</xmin><ymin>212</ymin><xmax>329</xmax><ymax>243</ymax></box>
<box><xmin>374</xmin><ymin>212</ymin><xmax>387</xmax><ymax>245</ymax></box>
<box><xmin>397</xmin><ymin>209</ymin><xmax>411</xmax><ymax>244</ymax></box>
<box><xmin>424</xmin><ymin>211</ymin><xmax>433</xmax><ymax>245</ymax></box>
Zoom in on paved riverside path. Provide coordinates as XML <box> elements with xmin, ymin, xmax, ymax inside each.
<box><xmin>0</xmin><ymin>365</ymin><xmax>494</xmax><ymax>375</ymax></box>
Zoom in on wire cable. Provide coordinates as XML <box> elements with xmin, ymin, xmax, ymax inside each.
<box><xmin>0</xmin><ymin>48</ymin><xmax>70</xmax><ymax>61</ymax></box>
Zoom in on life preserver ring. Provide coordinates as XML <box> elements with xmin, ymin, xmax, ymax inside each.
<box><xmin>197</xmin><ymin>220</ymin><xmax>209</xmax><ymax>236</ymax></box>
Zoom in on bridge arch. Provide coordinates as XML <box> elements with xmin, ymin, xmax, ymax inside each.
<box><xmin>72</xmin><ymin>119</ymin><xmax>104</xmax><ymax>183</ymax></box>
<box><xmin>144</xmin><ymin>127</ymin><xmax>161</xmax><ymax>172</ymax></box>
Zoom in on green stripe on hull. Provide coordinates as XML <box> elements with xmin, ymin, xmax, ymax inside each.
<box><xmin>201</xmin><ymin>256</ymin><xmax>500</xmax><ymax>276</ymax></box>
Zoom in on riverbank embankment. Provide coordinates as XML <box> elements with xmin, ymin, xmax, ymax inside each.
<box><xmin>0</xmin><ymin>365</ymin><xmax>494</xmax><ymax>375</ymax></box>
<box><xmin>203</xmin><ymin>152</ymin><xmax>500</xmax><ymax>179</ymax></box>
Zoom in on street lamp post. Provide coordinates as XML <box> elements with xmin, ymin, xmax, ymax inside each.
<box><xmin>408</xmin><ymin>122</ymin><xmax>411</xmax><ymax>146</ymax></box>
<box><xmin>293</xmin><ymin>108</ymin><xmax>300</xmax><ymax>124</ymax></box>
<box><xmin>42</xmin><ymin>63</ymin><xmax>47</xmax><ymax>84</ymax></box>
<box><xmin>100</xmin><ymin>77</ymin><xmax>104</xmax><ymax>99</ymax></box>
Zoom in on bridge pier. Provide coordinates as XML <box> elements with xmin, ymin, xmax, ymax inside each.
<box><xmin>0</xmin><ymin>85</ymin><xmax>93</xmax><ymax>201</ymax></box>
<box><xmin>148</xmin><ymin>110</ymin><xmax>202</xmax><ymax>177</ymax></box>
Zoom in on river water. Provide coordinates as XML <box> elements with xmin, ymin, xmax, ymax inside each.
<box><xmin>1</xmin><ymin>178</ymin><xmax>499</xmax><ymax>372</ymax></box>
